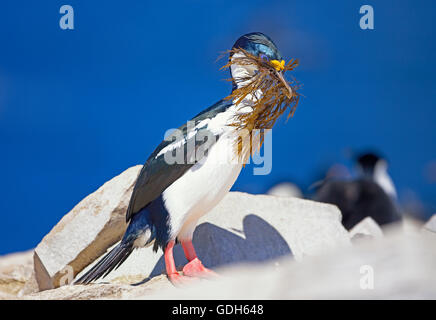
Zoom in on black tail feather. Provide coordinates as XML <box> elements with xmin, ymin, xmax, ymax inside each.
<box><xmin>74</xmin><ymin>243</ymin><xmax>134</xmax><ymax>285</ymax></box>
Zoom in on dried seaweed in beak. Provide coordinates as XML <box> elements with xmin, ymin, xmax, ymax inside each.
<box><xmin>219</xmin><ymin>48</ymin><xmax>301</xmax><ymax>163</ymax></box>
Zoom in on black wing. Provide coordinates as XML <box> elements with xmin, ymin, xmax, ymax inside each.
<box><xmin>126</xmin><ymin>99</ymin><xmax>232</xmax><ymax>222</ymax></box>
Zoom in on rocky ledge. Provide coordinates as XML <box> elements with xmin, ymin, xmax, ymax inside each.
<box><xmin>0</xmin><ymin>166</ymin><xmax>435</xmax><ymax>299</ymax></box>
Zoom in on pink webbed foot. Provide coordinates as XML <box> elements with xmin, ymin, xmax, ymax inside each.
<box><xmin>182</xmin><ymin>257</ymin><xmax>218</xmax><ymax>278</ymax></box>
<box><xmin>165</xmin><ymin>240</ymin><xmax>198</xmax><ymax>287</ymax></box>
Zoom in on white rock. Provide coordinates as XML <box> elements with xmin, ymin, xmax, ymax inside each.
<box><xmin>424</xmin><ymin>214</ymin><xmax>436</xmax><ymax>233</ymax></box>
<box><xmin>76</xmin><ymin>192</ymin><xmax>350</xmax><ymax>284</ymax></box>
<box><xmin>148</xmin><ymin>229</ymin><xmax>436</xmax><ymax>299</ymax></box>
<box><xmin>267</xmin><ymin>182</ymin><xmax>303</xmax><ymax>198</ymax></box>
<box><xmin>8</xmin><ymin>225</ymin><xmax>436</xmax><ymax>300</ymax></box>
<box><xmin>0</xmin><ymin>250</ymin><xmax>34</xmax><ymax>296</ymax></box>
<box><xmin>349</xmin><ymin>217</ymin><xmax>383</xmax><ymax>242</ymax></box>
<box><xmin>34</xmin><ymin>165</ymin><xmax>142</xmax><ymax>291</ymax></box>
<box><xmin>0</xmin><ymin>250</ymin><xmax>34</xmax><ymax>270</ymax></box>
<box><xmin>10</xmin><ymin>221</ymin><xmax>436</xmax><ymax>300</ymax></box>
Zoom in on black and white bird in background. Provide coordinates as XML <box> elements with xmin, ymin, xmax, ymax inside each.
<box><xmin>314</xmin><ymin>152</ymin><xmax>402</xmax><ymax>230</ymax></box>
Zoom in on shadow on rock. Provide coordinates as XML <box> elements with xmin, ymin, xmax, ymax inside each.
<box><xmin>135</xmin><ymin>214</ymin><xmax>292</xmax><ymax>285</ymax></box>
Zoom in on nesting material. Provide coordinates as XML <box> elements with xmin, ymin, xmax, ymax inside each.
<box><xmin>220</xmin><ymin>48</ymin><xmax>301</xmax><ymax>162</ymax></box>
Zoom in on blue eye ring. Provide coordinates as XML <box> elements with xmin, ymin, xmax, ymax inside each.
<box><xmin>259</xmin><ymin>53</ymin><xmax>269</xmax><ymax>62</ymax></box>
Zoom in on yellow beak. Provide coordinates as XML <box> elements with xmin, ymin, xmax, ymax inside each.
<box><xmin>270</xmin><ymin>59</ymin><xmax>286</xmax><ymax>71</ymax></box>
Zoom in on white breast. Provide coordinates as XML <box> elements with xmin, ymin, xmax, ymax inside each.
<box><xmin>162</xmin><ymin>110</ymin><xmax>243</xmax><ymax>241</ymax></box>
<box><xmin>374</xmin><ymin>160</ymin><xmax>397</xmax><ymax>199</ymax></box>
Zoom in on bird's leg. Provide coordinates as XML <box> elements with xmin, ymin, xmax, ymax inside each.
<box><xmin>181</xmin><ymin>240</ymin><xmax>197</xmax><ymax>261</ymax></box>
<box><xmin>164</xmin><ymin>240</ymin><xmax>195</xmax><ymax>286</ymax></box>
<box><xmin>181</xmin><ymin>240</ymin><xmax>218</xmax><ymax>278</ymax></box>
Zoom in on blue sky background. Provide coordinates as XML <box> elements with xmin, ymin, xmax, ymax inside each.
<box><xmin>0</xmin><ymin>0</ymin><xmax>435</xmax><ymax>254</ymax></box>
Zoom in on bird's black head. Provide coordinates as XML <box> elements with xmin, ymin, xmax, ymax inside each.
<box><xmin>228</xmin><ymin>32</ymin><xmax>293</xmax><ymax>98</ymax></box>
<box><xmin>356</xmin><ymin>152</ymin><xmax>383</xmax><ymax>176</ymax></box>
<box><xmin>231</xmin><ymin>32</ymin><xmax>283</xmax><ymax>62</ymax></box>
